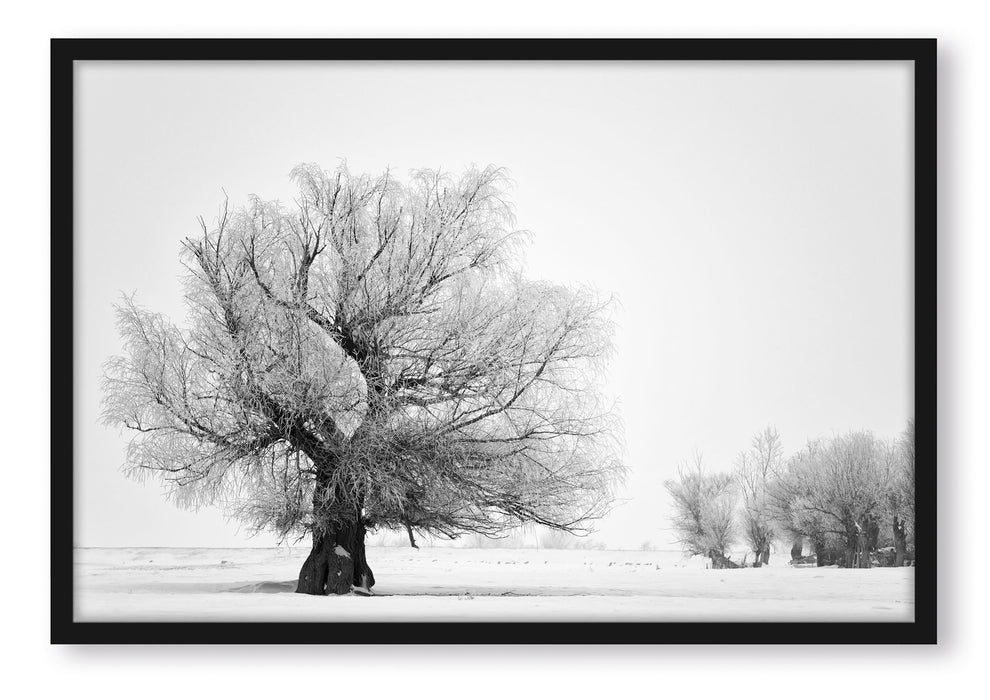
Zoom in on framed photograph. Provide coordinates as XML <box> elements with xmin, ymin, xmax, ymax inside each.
<box><xmin>52</xmin><ymin>38</ymin><xmax>935</xmax><ymax>644</ymax></box>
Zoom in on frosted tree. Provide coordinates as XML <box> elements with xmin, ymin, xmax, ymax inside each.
<box><xmin>735</xmin><ymin>426</ymin><xmax>782</xmax><ymax>567</ymax></box>
<box><xmin>768</xmin><ymin>440</ymin><xmax>835</xmax><ymax>566</ymax></box>
<box><xmin>769</xmin><ymin>431</ymin><xmax>893</xmax><ymax>568</ymax></box>
<box><xmin>103</xmin><ymin>163</ymin><xmax>624</xmax><ymax>595</ymax></box>
<box><xmin>885</xmin><ymin>419</ymin><xmax>915</xmax><ymax>565</ymax></box>
<box><xmin>665</xmin><ymin>454</ymin><xmax>738</xmax><ymax>569</ymax></box>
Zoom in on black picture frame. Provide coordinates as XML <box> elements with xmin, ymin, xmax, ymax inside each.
<box><xmin>51</xmin><ymin>37</ymin><xmax>936</xmax><ymax>645</ymax></box>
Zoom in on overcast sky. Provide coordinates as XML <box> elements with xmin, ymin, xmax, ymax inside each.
<box><xmin>74</xmin><ymin>60</ymin><xmax>913</xmax><ymax>549</ymax></box>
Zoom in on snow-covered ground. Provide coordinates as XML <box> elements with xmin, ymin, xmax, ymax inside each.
<box><xmin>74</xmin><ymin>546</ymin><xmax>914</xmax><ymax>622</ymax></box>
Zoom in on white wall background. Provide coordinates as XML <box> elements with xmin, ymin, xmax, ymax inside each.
<box><xmin>0</xmin><ymin>2</ymin><xmax>977</xmax><ymax>698</ymax></box>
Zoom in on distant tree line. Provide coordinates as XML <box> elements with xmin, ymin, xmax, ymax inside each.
<box><xmin>665</xmin><ymin>422</ymin><xmax>915</xmax><ymax>569</ymax></box>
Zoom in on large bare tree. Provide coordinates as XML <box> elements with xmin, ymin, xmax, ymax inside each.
<box><xmin>103</xmin><ymin>163</ymin><xmax>624</xmax><ymax>595</ymax></box>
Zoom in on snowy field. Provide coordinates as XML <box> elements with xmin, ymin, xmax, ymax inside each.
<box><xmin>74</xmin><ymin>546</ymin><xmax>914</xmax><ymax>622</ymax></box>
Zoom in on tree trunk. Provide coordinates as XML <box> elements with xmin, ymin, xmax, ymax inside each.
<box><xmin>295</xmin><ymin>465</ymin><xmax>376</xmax><ymax>596</ymax></box>
<box><xmin>790</xmin><ymin>536</ymin><xmax>803</xmax><ymax>562</ymax></box>
<box><xmin>709</xmin><ymin>550</ymin><xmax>722</xmax><ymax>569</ymax></box>
<box><xmin>296</xmin><ymin>519</ymin><xmax>376</xmax><ymax>596</ymax></box>
<box><xmin>751</xmin><ymin>543</ymin><xmax>770</xmax><ymax>568</ymax></box>
<box><xmin>864</xmin><ymin>516</ymin><xmax>880</xmax><ymax>554</ymax></box>
<box><xmin>856</xmin><ymin>531</ymin><xmax>871</xmax><ymax>568</ymax></box>
<box><xmin>843</xmin><ymin>532</ymin><xmax>857</xmax><ymax>568</ymax></box>
<box><xmin>811</xmin><ymin>536</ymin><xmax>827</xmax><ymax>567</ymax></box>
<box><xmin>893</xmin><ymin>516</ymin><xmax>907</xmax><ymax>567</ymax></box>
<box><xmin>843</xmin><ymin>527</ymin><xmax>871</xmax><ymax>568</ymax></box>
<box><xmin>347</xmin><ymin>519</ymin><xmax>376</xmax><ymax>592</ymax></box>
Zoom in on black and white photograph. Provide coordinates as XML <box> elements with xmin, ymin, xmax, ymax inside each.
<box><xmin>53</xmin><ymin>39</ymin><xmax>934</xmax><ymax>643</ymax></box>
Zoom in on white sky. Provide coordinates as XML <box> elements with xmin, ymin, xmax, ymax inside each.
<box><xmin>74</xmin><ymin>60</ymin><xmax>913</xmax><ymax>548</ymax></box>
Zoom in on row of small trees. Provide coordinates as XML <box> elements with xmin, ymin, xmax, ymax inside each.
<box><xmin>665</xmin><ymin>422</ymin><xmax>915</xmax><ymax>569</ymax></box>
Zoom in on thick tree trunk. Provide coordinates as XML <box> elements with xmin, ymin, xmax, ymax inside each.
<box><xmin>856</xmin><ymin>533</ymin><xmax>871</xmax><ymax>568</ymax></box>
<box><xmin>893</xmin><ymin>516</ymin><xmax>907</xmax><ymax>567</ymax></box>
<box><xmin>296</xmin><ymin>519</ymin><xmax>376</xmax><ymax>596</ymax></box>
<box><xmin>811</xmin><ymin>536</ymin><xmax>827</xmax><ymax>567</ymax></box>
<box><xmin>790</xmin><ymin>536</ymin><xmax>803</xmax><ymax>562</ymax></box>
<box><xmin>843</xmin><ymin>532</ymin><xmax>857</xmax><ymax>568</ymax></box>
<box><xmin>296</xmin><ymin>530</ymin><xmax>351</xmax><ymax>595</ymax></box>
<box><xmin>843</xmin><ymin>528</ymin><xmax>871</xmax><ymax>568</ymax></box>
<box><xmin>295</xmin><ymin>463</ymin><xmax>376</xmax><ymax>595</ymax></box>
<box><xmin>864</xmin><ymin>516</ymin><xmax>880</xmax><ymax>554</ymax></box>
<box><xmin>751</xmin><ymin>543</ymin><xmax>770</xmax><ymax>568</ymax></box>
<box><xmin>346</xmin><ymin>519</ymin><xmax>376</xmax><ymax>592</ymax></box>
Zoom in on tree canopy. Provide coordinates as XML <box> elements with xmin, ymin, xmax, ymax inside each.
<box><xmin>103</xmin><ymin>163</ymin><xmax>624</xmax><ymax>552</ymax></box>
